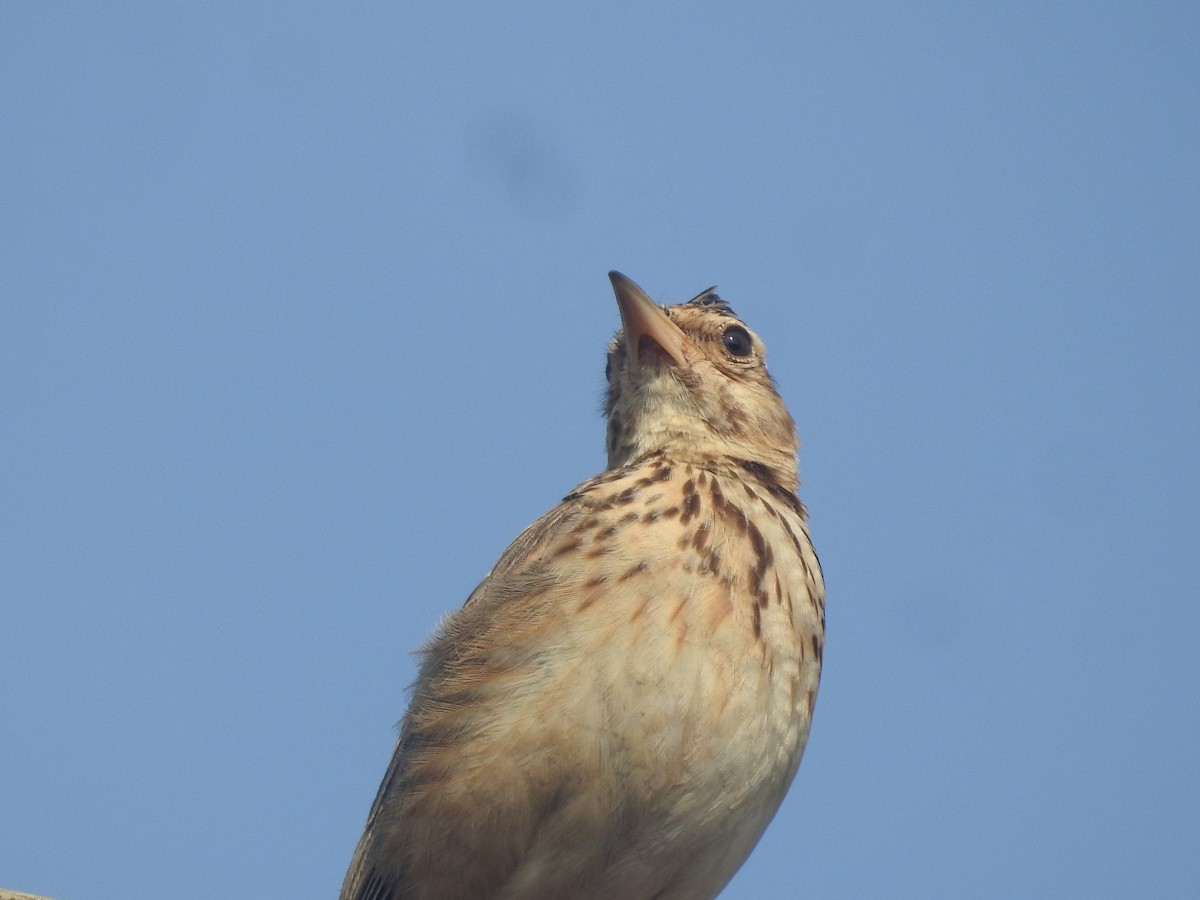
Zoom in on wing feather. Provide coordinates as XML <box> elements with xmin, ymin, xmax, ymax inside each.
<box><xmin>339</xmin><ymin>496</ymin><xmax>588</xmax><ymax>900</ymax></box>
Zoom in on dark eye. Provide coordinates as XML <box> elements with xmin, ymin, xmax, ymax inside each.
<box><xmin>722</xmin><ymin>325</ymin><xmax>753</xmax><ymax>358</ymax></box>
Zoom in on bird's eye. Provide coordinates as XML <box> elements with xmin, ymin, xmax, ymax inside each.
<box><xmin>722</xmin><ymin>325</ymin><xmax>753</xmax><ymax>358</ymax></box>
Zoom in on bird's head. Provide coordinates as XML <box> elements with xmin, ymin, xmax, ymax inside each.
<box><xmin>604</xmin><ymin>271</ymin><xmax>800</xmax><ymax>492</ymax></box>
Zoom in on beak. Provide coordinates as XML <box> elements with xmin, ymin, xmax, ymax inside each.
<box><xmin>609</xmin><ymin>271</ymin><xmax>690</xmax><ymax>369</ymax></box>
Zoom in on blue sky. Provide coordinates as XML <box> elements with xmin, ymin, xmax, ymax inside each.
<box><xmin>3</xmin><ymin>4</ymin><xmax>1198</xmax><ymax>898</ymax></box>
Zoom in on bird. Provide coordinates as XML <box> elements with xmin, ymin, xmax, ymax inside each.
<box><xmin>340</xmin><ymin>271</ymin><xmax>824</xmax><ymax>900</ymax></box>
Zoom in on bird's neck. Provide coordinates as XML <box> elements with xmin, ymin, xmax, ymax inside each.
<box><xmin>609</xmin><ymin>441</ymin><xmax>801</xmax><ymax>498</ymax></box>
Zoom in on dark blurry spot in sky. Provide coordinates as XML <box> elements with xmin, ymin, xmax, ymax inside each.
<box><xmin>464</xmin><ymin>109</ymin><xmax>580</xmax><ymax>219</ymax></box>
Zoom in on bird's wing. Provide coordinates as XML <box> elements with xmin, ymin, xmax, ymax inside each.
<box><xmin>462</xmin><ymin>496</ymin><xmax>583</xmax><ymax>607</ymax></box>
<box><xmin>339</xmin><ymin>495</ymin><xmax>589</xmax><ymax>900</ymax></box>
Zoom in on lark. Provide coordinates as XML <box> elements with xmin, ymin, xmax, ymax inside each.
<box><xmin>340</xmin><ymin>272</ymin><xmax>824</xmax><ymax>900</ymax></box>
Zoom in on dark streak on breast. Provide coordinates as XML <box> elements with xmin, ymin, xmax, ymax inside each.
<box><xmin>618</xmin><ymin>561</ymin><xmax>650</xmax><ymax>582</ymax></box>
<box><xmin>552</xmin><ymin>537</ymin><xmax>582</xmax><ymax>558</ymax></box>
<box><xmin>737</xmin><ymin>458</ymin><xmax>808</xmax><ymax>520</ymax></box>
<box><xmin>635</xmin><ymin>466</ymin><xmax>673</xmax><ymax>487</ymax></box>
<box><xmin>679</xmin><ymin>479</ymin><xmax>700</xmax><ymax>526</ymax></box>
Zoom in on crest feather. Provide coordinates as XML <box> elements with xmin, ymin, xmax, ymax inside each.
<box><xmin>685</xmin><ymin>286</ymin><xmax>736</xmax><ymax>317</ymax></box>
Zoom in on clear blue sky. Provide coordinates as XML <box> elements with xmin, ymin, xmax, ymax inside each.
<box><xmin>3</xmin><ymin>4</ymin><xmax>1198</xmax><ymax>898</ymax></box>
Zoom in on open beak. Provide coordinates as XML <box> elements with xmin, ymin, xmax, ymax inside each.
<box><xmin>609</xmin><ymin>271</ymin><xmax>690</xmax><ymax>369</ymax></box>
